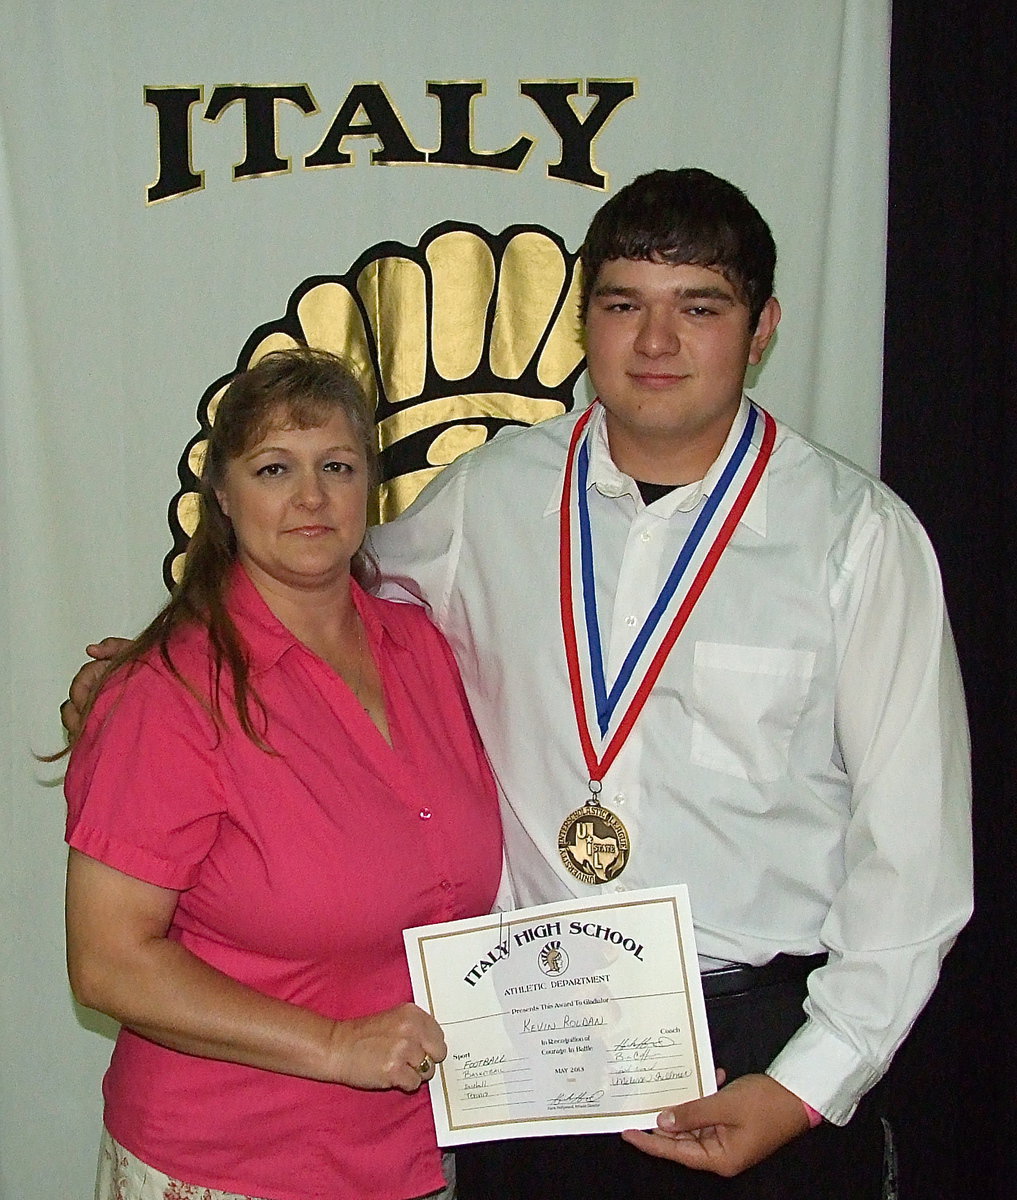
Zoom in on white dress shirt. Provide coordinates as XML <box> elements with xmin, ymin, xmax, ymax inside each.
<box><xmin>369</xmin><ymin>397</ymin><xmax>972</xmax><ymax>1125</ymax></box>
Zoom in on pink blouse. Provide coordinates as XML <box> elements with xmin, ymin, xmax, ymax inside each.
<box><xmin>66</xmin><ymin>566</ymin><xmax>502</xmax><ymax>1200</ymax></box>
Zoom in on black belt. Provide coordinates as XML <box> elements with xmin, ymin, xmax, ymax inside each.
<box><xmin>701</xmin><ymin>952</ymin><xmax>828</xmax><ymax>1000</ymax></box>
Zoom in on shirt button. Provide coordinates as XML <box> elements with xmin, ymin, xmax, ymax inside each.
<box><xmin>419</xmin><ymin>808</ymin><xmax>432</xmax><ymax>820</ymax></box>
<box><xmin>640</xmin><ymin>530</ymin><xmax>652</xmax><ymax>542</ymax></box>
<box><xmin>440</xmin><ymin>879</ymin><xmax>453</xmax><ymax>892</ymax></box>
<box><xmin>625</xmin><ymin>615</ymin><xmax>637</xmax><ymax>627</ymax></box>
<box><xmin>613</xmin><ymin>793</ymin><xmax>626</xmax><ymax>805</ymax></box>
<box><xmin>614</xmin><ymin>884</ymin><xmax>626</xmax><ymax>893</ymax></box>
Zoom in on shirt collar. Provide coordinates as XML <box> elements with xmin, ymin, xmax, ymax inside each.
<box><xmin>226</xmin><ymin>562</ymin><xmax>408</xmax><ymax>676</ymax></box>
<box><xmin>545</xmin><ymin>397</ymin><xmax>769</xmax><ymax>537</ymax></box>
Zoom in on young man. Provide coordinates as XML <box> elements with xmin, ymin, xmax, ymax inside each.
<box><xmin>369</xmin><ymin>169</ymin><xmax>972</xmax><ymax>1197</ymax></box>
<box><xmin>67</xmin><ymin>169</ymin><xmax>970</xmax><ymax>1197</ymax></box>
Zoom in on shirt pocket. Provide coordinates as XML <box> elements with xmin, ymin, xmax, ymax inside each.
<box><xmin>690</xmin><ymin>642</ymin><xmax>816</xmax><ymax>782</ymax></box>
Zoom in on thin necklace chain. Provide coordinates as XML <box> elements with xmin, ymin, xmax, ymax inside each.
<box><xmin>350</xmin><ymin>610</ymin><xmax>368</xmax><ymax>712</ymax></box>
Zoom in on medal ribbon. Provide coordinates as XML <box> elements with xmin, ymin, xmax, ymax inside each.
<box><xmin>560</xmin><ymin>400</ymin><xmax>776</xmax><ymax>783</ymax></box>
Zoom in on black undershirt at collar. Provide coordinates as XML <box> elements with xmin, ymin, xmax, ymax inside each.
<box><xmin>635</xmin><ymin>480</ymin><xmax>678</xmax><ymax>506</ymax></box>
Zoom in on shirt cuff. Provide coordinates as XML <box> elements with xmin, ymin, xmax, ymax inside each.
<box><xmin>764</xmin><ymin>1017</ymin><xmax>882</xmax><ymax>1126</ymax></box>
<box><xmin>67</xmin><ymin>822</ymin><xmax>202</xmax><ymax>891</ymax></box>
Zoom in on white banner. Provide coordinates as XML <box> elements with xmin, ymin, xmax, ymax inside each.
<box><xmin>0</xmin><ymin>3</ymin><xmax>889</xmax><ymax>1195</ymax></box>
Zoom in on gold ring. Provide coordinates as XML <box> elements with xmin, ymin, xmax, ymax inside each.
<box><xmin>416</xmin><ymin>1054</ymin><xmax>434</xmax><ymax>1076</ymax></box>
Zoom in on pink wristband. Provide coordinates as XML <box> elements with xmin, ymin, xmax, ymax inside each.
<box><xmin>802</xmin><ymin>1100</ymin><xmax>824</xmax><ymax>1128</ymax></box>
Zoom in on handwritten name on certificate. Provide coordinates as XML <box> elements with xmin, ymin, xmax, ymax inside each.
<box><xmin>403</xmin><ymin>885</ymin><xmax>715</xmax><ymax>1144</ymax></box>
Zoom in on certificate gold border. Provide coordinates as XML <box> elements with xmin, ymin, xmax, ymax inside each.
<box><xmin>409</xmin><ymin>891</ymin><xmax>710</xmax><ymax>1134</ymax></box>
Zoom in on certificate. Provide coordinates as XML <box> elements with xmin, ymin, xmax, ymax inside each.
<box><xmin>403</xmin><ymin>885</ymin><xmax>715</xmax><ymax>1145</ymax></box>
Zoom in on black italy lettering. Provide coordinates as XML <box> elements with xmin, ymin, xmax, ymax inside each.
<box><xmin>304</xmin><ymin>83</ymin><xmax>426</xmax><ymax>168</ymax></box>
<box><xmin>145</xmin><ymin>86</ymin><xmax>204</xmax><ymax>203</ymax></box>
<box><xmin>204</xmin><ymin>85</ymin><xmax>317</xmax><ymax>179</ymax></box>
<box><xmin>427</xmin><ymin>81</ymin><xmax>532</xmax><ymax>170</ymax></box>
<box><xmin>521</xmin><ymin>79</ymin><xmax>636</xmax><ymax>188</ymax></box>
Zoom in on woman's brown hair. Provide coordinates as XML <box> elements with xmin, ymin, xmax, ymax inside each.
<box><xmin>66</xmin><ymin>346</ymin><xmax>378</xmax><ymax>750</ymax></box>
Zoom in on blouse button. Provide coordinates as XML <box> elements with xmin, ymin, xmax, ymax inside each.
<box><xmin>419</xmin><ymin>807</ymin><xmax>432</xmax><ymax>820</ymax></box>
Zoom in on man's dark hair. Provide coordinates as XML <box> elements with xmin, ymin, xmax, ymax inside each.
<box><xmin>580</xmin><ymin>167</ymin><xmax>776</xmax><ymax>325</ymax></box>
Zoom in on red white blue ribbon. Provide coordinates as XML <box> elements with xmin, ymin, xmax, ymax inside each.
<box><xmin>559</xmin><ymin>400</ymin><xmax>776</xmax><ymax>782</ymax></box>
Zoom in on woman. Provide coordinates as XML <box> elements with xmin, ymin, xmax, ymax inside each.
<box><xmin>64</xmin><ymin>347</ymin><xmax>502</xmax><ymax>1200</ymax></box>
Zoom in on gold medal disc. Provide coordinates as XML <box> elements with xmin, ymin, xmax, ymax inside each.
<box><xmin>558</xmin><ymin>804</ymin><xmax>630</xmax><ymax>885</ymax></box>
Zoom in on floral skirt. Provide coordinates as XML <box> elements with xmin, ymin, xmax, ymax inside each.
<box><xmin>96</xmin><ymin>1130</ymin><xmax>270</xmax><ymax>1200</ymax></box>
<box><xmin>95</xmin><ymin>1129</ymin><xmax>456</xmax><ymax>1200</ymax></box>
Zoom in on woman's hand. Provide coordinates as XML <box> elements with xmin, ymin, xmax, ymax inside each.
<box><xmin>327</xmin><ymin>1004</ymin><xmax>447</xmax><ymax>1093</ymax></box>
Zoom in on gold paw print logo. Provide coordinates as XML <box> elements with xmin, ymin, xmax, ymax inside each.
<box><xmin>166</xmin><ymin>221</ymin><xmax>586</xmax><ymax>585</ymax></box>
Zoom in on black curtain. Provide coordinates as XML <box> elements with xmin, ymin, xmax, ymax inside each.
<box><xmin>882</xmin><ymin>3</ymin><xmax>1015</xmax><ymax>1196</ymax></box>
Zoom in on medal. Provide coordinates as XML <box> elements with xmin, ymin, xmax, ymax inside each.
<box><xmin>558</xmin><ymin>780</ymin><xmax>630</xmax><ymax>885</ymax></box>
<box><xmin>558</xmin><ymin>401</ymin><xmax>775</xmax><ymax>883</ymax></box>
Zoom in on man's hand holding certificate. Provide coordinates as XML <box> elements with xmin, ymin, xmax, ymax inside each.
<box><xmin>403</xmin><ymin>885</ymin><xmax>715</xmax><ymax>1145</ymax></box>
